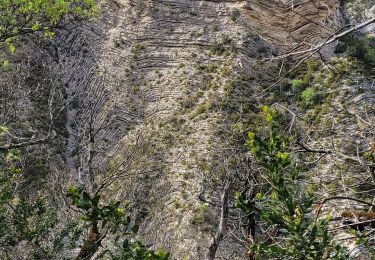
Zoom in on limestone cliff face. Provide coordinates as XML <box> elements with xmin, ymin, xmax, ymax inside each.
<box><xmin>243</xmin><ymin>0</ymin><xmax>341</xmax><ymax>49</ymax></box>
<box><xmin>51</xmin><ymin>1</ymin><xmax>346</xmax><ymax>258</ymax></box>
<box><xmin>3</xmin><ymin>0</ymin><xmax>365</xmax><ymax>258</ymax></box>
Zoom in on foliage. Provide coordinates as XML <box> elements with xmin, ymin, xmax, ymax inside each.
<box><xmin>236</xmin><ymin>107</ymin><xmax>349</xmax><ymax>259</ymax></box>
<box><xmin>131</xmin><ymin>43</ymin><xmax>146</xmax><ymax>55</ymax></box>
<box><xmin>0</xmin><ymin>0</ymin><xmax>99</xmax><ymax>64</ymax></box>
<box><xmin>67</xmin><ymin>185</ymin><xmax>140</xmax><ymax>237</ymax></box>
<box><xmin>210</xmin><ymin>34</ymin><xmax>236</xmax><ymax>55</ymax></box>
<box><xmin>109</xmin><ymin>240</ymin><xmax>170</xmax><ymax>260</ymax></box>
<box><xmin>351</xmin><ymin>229</ymin><xmax>375</xmax><ymax>257</ymax></box>
<box><xmin>290</xmin><ymin>60</ymin><xmax>319</xmax><ymax>94</ymax></box>
<box><xmin>0</xmin><ymin>146</ymin><xmax>59</xmax><ymax>258</ymax></box>
<box><xmin>300</xmin><ymin>87</ymin><xmax>318</xmax><ymax>104</ymax></box>
<box><xmin>0</xmin><ymin>1</ymin><xmax>170</xmax><ymax>258</ymax></box>
<box><xmin>364</xmin><ymin>148</ymin><xmax>375</xmax><ymax>163</ymax></box>
<box><xmin>67</xmin><ymin>185</ymin><xmax>170</xmax><ymax>259</ymax></box>
<box><xmin>289</xmin><ymin>59</ymin><xmax>345</xmax><ymax>109</ymax></box>
<box><xmin>0</xmin><ymin>126</ymin><xmax>7</xmax><ymax>138</ymax></box>
<box><xmin>291</xmin><ymin>79</ymin><xmax>305</xmax><ymax>91</ymax></box>
<box><xmin>290</xmin><ymin>60</ymin><xmax>320</xmax><ymax>92</ymax></box>
<box><xmin>0</xmin><ymin>126</ymin><xmax>168</xmax><ymax>259</ymax></box>
<box><xmin>335</xmin><ymin>36</ymin><xmax>375</xmax><ymax>67</ymax></box>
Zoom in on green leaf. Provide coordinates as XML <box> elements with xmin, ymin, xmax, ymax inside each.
<box><xmin>9</xmin><ymin>44</ymin><xmax>15</xmax><ymax>54</ymax></box>
<box><xmin>67</xmin><ymin>185</ymin><xmax>79</xmax><ymax>196</ymax></box>
<box><xmin>32</xmin><ymin>21</ymin><xmax>41</xmax><ymax>31</ymax></box>
<box><xmin>77</xmin><ymin>200</ymin><xmax>91</xmax><ymax>210</ymax></box>
<box><xmin>92</xmin><ymin>194</ymin><xmax>100</xmax><ymax>206</ymax></box>
<box><xmin>80</xmin><ymin>215</ymin><xmax>90</xmax><ymax>221</ymax></box>
<box><xmin>132</xmin><ymin>224</ymin><xmax>139</xmax><ymax>234</ymax></box>
<box><xmin>82</xmin><ymin>192</ymin><xmax>91</xmax><ymax>202</ymax></box>
<box><xmin>114</xmin><ymin>201</ymin><xmax>120</xmax><ymax>208</ymax></box>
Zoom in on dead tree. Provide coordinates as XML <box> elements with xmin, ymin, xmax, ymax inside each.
<box><xmin>206</xmin><ymin>179</ymin><xmax>231</xmax><ymax>260</ymax></box>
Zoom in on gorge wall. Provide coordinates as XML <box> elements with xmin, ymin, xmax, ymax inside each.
<box><xmin>2</xmin><ymin>0</ymin><xmax>375</xmax><ymax>259</ymax></box>
<box><xmin>54</xmin><ymin>1</ymin><xmax>344</xmax><ymax>258</ymax></box>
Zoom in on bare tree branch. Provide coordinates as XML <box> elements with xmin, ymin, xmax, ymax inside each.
<box><xmin>206</xmin><ymin>179</ymin><xmax>230</xmax><ymax>260</ymax></box>
<box><xmin>0</xmin><ymin>132</ymin><xmax>56</xmax><ymax>152</ymax></box>
<box><xmin>273</xmin><ymin>17</ymin><xmax>375</xmax><ymax>60</ymax></box>
<box><xmin>295</xmin><ymin>141</ymin><xmax>332</xmax><ymax>154</ymax></box>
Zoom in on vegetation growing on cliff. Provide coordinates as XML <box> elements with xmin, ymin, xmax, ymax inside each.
<box><xmin>236</xmin><ymin>107</ymin><xmax>349</xmax><ymax>259</ymax></box>
<box><xmin>0</xmin><ymin>0</ymin><xmax>375</xmax><ymax>259</ymax></box>
<box><xmin>0</xmin><ymin>0</ymin><xmax>99</xmax><ymax>64</ymax></box>
<box><xmin>335</xmin><ymin>36</ymin><xmax>375</xmax><ymax>67</ymax></box>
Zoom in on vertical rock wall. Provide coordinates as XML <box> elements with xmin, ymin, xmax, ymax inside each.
<box><xmin>52</xmin><ymin>0</ymin><xmax>344</xmax><ymax>258</ymax></box>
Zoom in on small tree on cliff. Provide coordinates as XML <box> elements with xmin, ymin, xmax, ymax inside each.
<box><xmin>236</xmin><ymin>107</ymin><xmax>349</xmax><ymax>259</ymax></box>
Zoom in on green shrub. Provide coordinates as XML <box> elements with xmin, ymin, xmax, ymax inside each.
<box><xmin>236</xmin><ymin>107</ymin><xmax>349</xmax><ymax>259</ymax></box>
<box><xmin>230</xmin><ymin>8</ymin><xmax>240</xmax><ymax>22</ymax></box>
<box><xmin>210</xmin><ymin>42</ymin><xmax>226</xmax><ymax>55</ymax></box>
<box><xmin>0</xmin><ymin>0</ymin><xmax>99</xmax><ymax>65</ymax></box>
<box><xmin>67</xmin><ymin>185</ymin><xmax>170</xmax><ymax>259</ymax></box>
<box><xmin>210</xmin><ymin>35</ymin><xmax>236</xmax><ymax>55</ymax></box>
<box><xmin>0</xmin><ymin>150</ymin><xmax>59</xmax><ymax>258</ymax></box>
<box><xmin>131</xmin><ymin>43</ymin><xmax>146</xmax><ymax>54</ymax></box>
<box><xmin>291</xmin><ymin>79</ymin><xmax>304</xmax><ymax>91</ymax></box>
<box><xmin>335</xmin><ymin>36</ymin><xmax>375</xmax><ymax>67</ymax></box>
<box><xmin>191</xmin><ymin>204</ymin><xmax>209</xmax><ymax>225</ymax></box>
<box><xmin>300</xmin><ymin>87</ymin><xmax>316</xmax><ymax>103</ymax></box>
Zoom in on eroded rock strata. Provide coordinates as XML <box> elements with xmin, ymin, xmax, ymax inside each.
<box><xmin>1</xmin><ymin>0</ymin><xmax>375</xmax><ymax>259</ymax></box>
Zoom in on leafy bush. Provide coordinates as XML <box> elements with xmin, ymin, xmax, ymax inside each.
<box><xmin>131</xmin><ymin>43</ymin><xmax>146</xmax><ymax>55</ymax></box>
<box><xmin>291</xmin><ymin>79</ymin><xmax>304</xmax><ymax>92</ymax></box>
<box><xmin>300</xmin><ymin>87</ymin><xmax>317</xmax><ymax>103</ymax></box>
<box><xmin>109</xmin><ymin>240</ymin><xmax>170</xmax><ymax>260</ymax></box>
<box><xmin>0</xmin><ymin>0</ymin><xmax>99</xmax><ymax>64</ymax></box>
<box><xmin>335</xmin><ymin>36</ymin><xmax>375</xmax><ymax>67</ymax></box>
<box><xmin>0</xmin><ymin>148</ymin><xmax>59</xmax><ymax>258</ymax></box>
<box><xmin>0</xmin><ymin>142</ymin><xmax>169</xmax><ymax>259</ymax></box>
<box><xmin>67</xmin><ymin>185</ymin><xmax>170</xmax><ymax>259</ymax></box>
<box><xmin>210</xmin><ymin>35</ymin><xmax>236</xmax><ymax>55</ymax></box>
<box><xmin>236</xmin><ymin>107</ymin><xmax>349</xmax><ymax>259</ymax></box>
